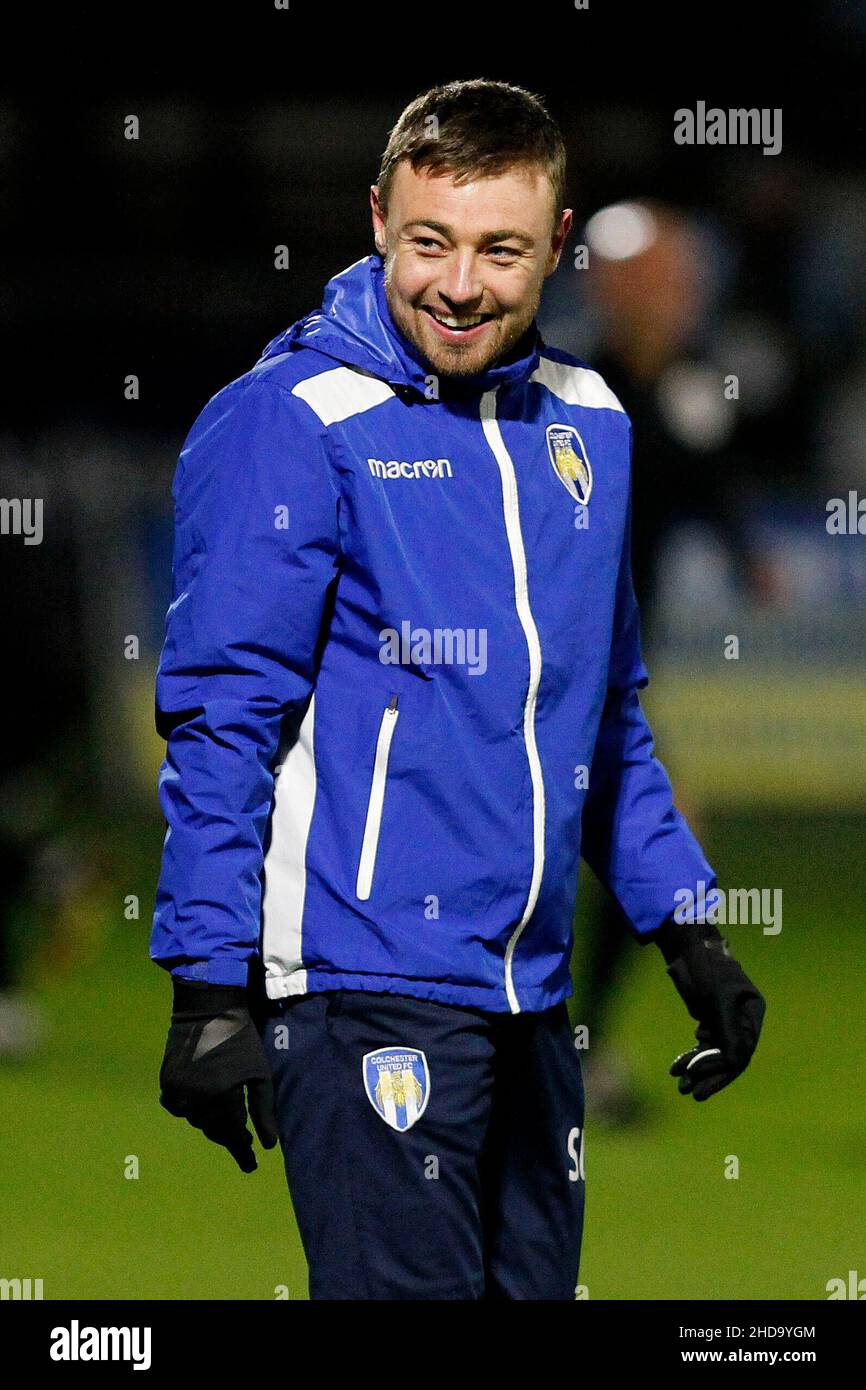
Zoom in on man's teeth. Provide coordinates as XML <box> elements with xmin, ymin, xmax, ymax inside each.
<box><xmin>429</xmin><ymin>311</ymin><xmax>487</xmax><ymax>329</ymax></box>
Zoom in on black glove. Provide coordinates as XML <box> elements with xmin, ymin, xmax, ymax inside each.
<box><xmin>159</xmin><ymin>979</ymin><xmax>278</xmax><ymax>1172</ymax></box>
<box><xmin>650</xmin><ymin>915</ymin><xmax>766</xmax><ymax>1101</ymax></box>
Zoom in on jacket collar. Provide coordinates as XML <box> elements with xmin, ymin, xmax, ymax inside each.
<box><xmin>260</xmin><ymin>254</ymin><xmax>544</xmax><ymax>400</ymax></box>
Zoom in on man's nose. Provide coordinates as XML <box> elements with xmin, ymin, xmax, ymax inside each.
<box><xmin>435</xmin><ymin>254</ymin><xmax>484</xmax><ymax>308</ymax></box>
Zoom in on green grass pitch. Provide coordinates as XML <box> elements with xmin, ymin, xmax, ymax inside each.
<box><xmin>0</xmin><ymin>813</ymin><xmax>861</xmax><ymax>1300</ymax></box>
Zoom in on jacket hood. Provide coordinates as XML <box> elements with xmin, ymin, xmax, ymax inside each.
<box><xmin>257</xmin><ymin>254</ymin><xmax>545</xmax><ymax>399</ymax></box>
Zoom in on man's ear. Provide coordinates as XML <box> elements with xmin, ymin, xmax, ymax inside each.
<box><xmin>370</xmin><ymin>185</ymin><xmax>386</xmax><ymax>256</ymax></box>
<box><xmin>547</xmin><ymin>208</ymin><xmax>574</xmax><ymax>275</ymax></box>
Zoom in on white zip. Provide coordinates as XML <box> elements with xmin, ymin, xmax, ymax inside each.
<box><xmin>480</xmin><ymin>391</ymin><xmax>546</xmax><ymax>1014</ymax></box>
<box><xmin>355</xmin><ymin>695</ymin><xmax>399</xmax><ymax>901</ymax></box>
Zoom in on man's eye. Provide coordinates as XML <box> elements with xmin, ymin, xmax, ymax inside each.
<box><xmin>488</xmin><ymin>246</ymin><xmax>519</xmax><ymax>258</ymax></box>
<box><xmin>416</xmin><ymin>238</ymin><xmax>444</xmax><ymax>251</ymax></box>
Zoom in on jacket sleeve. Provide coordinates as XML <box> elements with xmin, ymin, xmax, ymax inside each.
<box><xmin>580</xmin><ymin>423</ymin><xmax>717</xmax><ymax>939</ymax></box>
<box><xmin>150</xmin><ymin>376</ymin><xmax>342</xmax><ymax>985</ymax></box>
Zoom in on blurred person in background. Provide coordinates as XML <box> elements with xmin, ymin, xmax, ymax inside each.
<box><xmin>0</xmin><ymin>479</ymin><xmax>80</xmax><ymax>1058</ymax></box>
<box><xmin>0</xmin><ymin>506</ymin><xmax>49</xmax><ymax>1058</ymax></box>
<box><xmin>0</xmin><ymin>445</ymin><xmax>112</xmax><ymax>1058</ymax></box>
<box><xmin>546</xmin><ymin>199</ymin><xmax>777</xmax><ymax>1123</ymax></box>
<box><xmin>0</xmin><ymin>837</ymin><xmax>39</xmax><ymax>1057</ymax></box>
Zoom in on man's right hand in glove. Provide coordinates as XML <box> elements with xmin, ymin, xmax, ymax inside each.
<box><xmin>159</xmin><ymin>978</ymin><xmax>278</xmax><ymax>1172</ymax></box>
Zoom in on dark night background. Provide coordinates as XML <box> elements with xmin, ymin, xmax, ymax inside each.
<box><xmin>0</xmin><ymin>1</ymin><xmax>864</xmax><ymax>1302</ymax></box>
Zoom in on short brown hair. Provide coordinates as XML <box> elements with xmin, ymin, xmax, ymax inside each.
<box><xmin>375</xmin><ymin>79</ymin><xmax>567</xmax><ymax>232</ymax></box>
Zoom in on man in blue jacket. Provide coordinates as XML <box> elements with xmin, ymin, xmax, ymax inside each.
<box><xmin>153</xmin><ymin>79</ymin><xmax>765</xmax><ymax>1300</ymax></box>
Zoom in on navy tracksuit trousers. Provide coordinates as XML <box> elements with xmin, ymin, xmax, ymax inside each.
<box><xmin>258</xmin><ymin>990</ymin><xmax>586</xmax><ymax>1300</ymax></box>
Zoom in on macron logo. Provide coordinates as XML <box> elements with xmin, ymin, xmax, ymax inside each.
<box><xmin>50</xmin><ymin>1321</ymin><xmax>152</xmax><ymax>1371</ymax></box>
<box><xmin>368</xmin><ymin>457</ymin><xmax>453</xmax><ymax>480</ymax></box>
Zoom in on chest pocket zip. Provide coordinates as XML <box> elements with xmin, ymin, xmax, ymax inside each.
<box><xmin>355</xmin><ymin>695</ymin><xmax>400</xmax><ymax>900</ymax></box>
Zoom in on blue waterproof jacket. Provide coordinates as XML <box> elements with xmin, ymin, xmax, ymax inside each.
<box><xmin>151</xmin><ymin>253</ymin><xmax>716</xmax><ymax>1012</ymax></box>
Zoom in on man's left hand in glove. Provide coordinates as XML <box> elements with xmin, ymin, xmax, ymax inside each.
<box><xmin>648</xmin><ymin>913</ymin><xmax>766</xmax><ymax>1101</ymax></box>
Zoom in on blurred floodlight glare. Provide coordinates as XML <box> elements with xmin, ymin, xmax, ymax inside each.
<box><xmin>656</xmin><ymin>362</ymin><xmax>736</xmax><ymax>451</ymax></box>
<box><xmin>585</xmin><ymin>202</ymin><xmax>658</xmax><ymax>261</ymax></box>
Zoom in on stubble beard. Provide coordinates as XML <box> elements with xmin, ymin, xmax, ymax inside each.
<box><xmin>382</xmin><ymin>260</ymin><xmax>539</xmax><ymax>380</ymax></box>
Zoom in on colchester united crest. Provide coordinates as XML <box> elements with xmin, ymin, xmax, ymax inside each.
<box><xmin>546</xmin><ymin>423</ymin><xmax>593</xmax><ymax>505</ymax></box>
<box><xmin>363</xmin><ymin>1047</ymin><xmax>430</xmax><ymax>1132</ymax></box>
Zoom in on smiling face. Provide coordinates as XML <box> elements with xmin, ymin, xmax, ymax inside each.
<box><xmin>370</xmin><ymin>160</ymin><xmax>572</xmax><ymax>378</ymax></box>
